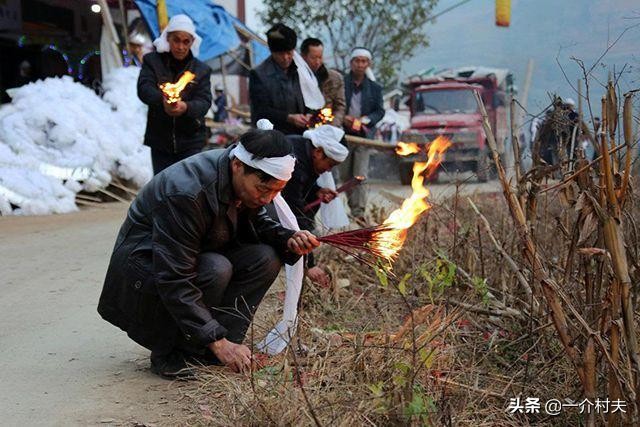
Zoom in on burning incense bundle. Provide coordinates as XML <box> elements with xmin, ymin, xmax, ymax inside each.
<box><xmin>304</xmin><ymin>175</ymin><xmax>366</xmax><ymax>212</ymax></box>
<box><xmin>159</xmin><ymin>71</ymin><xmax>196</xmax><ymax>104</ymax></box>
<box><xmin>308</xmin><ymin>108</ymin><xmax>335</xmax><ymax>128</ymax></box>
<box><xmin>318</xmin><ymin>136</ymin><xmax>451</xmax><ymax>267</ymax></box>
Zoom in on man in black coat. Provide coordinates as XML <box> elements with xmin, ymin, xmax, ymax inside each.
<box><xmin>281</xmin><ymin>125</ymin><xmax>348</xmax><ymax>286</ymax></box>
<box><xmin>137</xmin><ymin>14</ymin><xmax>212</xmax><ymax>174</ymax></box>
<box><xmin>341</xmin><ymin>47</ymin><xmax>385</xmax><ymax>223</ymax></box>
<box><xmin>98</xmin><ymin>129</ymin><xmax>319</xmax><ymax>378</ymax></box>
<box><xmin>249</xmin><ymin>23</ymin><xmax>310</xmax><ymax>135</ymax></box>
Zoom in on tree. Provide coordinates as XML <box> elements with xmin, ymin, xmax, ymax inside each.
<box><xmin>260</xmin><ymin>0</ymin><xmax>439</xmax><ymax>88</ymax></box>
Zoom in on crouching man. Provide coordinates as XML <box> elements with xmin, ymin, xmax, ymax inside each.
<box><xmin>97</xmin><ymin>129</ymin><xmax>319</xmax><ymax>379</ymax></box>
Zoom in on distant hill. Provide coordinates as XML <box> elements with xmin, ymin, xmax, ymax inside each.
<box><xmin>403</xmin><ymin>0</ymin><xmax>640</xmax><ymax>121</ymax></box>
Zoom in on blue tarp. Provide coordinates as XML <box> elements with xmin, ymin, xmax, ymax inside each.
<box><xmin>134</xmin><ymin>0</ymin><xmax>243</xmax><ymax>63</ymax></box>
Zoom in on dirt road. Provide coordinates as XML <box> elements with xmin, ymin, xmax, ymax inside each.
<box><xmin>0</xmin><ymin>180</ymin><xmax>498</xmax><ymax>425</ymax></box>
<box><xmin>0</xmin><ymin>203</ymin><xmax>189</xmax><ymax>426</ymax></box>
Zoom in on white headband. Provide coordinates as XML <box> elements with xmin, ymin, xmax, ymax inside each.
<box><xmin>350</xmin><ymin>48</ymin><xmax>372</xmax><ymax>61</ymax></box>
<box><xmin>153</xmin><ymin>14</ymin><xmax>202</xmax><ymax>57</ymax></box>
<box><xmin>231</xmin><ymin>142</ymin><xmax>296</xmax><ymax>181</ymax></box>
<box><xmin>303</xmin><ymin>125</ymin><xmax>348</xmax><ymax>162</ymax></box>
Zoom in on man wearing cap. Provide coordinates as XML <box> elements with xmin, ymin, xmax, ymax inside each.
<box><xmin>281</xmin><ymin>125</ymin><xmax>349</xmax><ymax>286</ymax></box>
<box><xmin>98</xmin><ymin>128</ymin><xmax>320</xmax><ymax>379</ymax></box>
<box><xmin>249</xmin><ymin>23</ymin><xmax>310</xmax><ymax>135</ymax></box>
<box><xmin>137</xmin><ymin>14</ymin><xmax>212</xmax><ymax>174</ymax></box>
<box><xmin>342</xmin><ymin>47</ymin><xmax>384</xmax><ymax>223</ymax></box>
<box><xmin>300</xmin><ymin>38</ymin><xmax>346</xmax><ymax>128</ymax></box>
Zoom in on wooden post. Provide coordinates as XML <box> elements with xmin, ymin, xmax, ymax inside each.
<box><xmin>118</xmin><ymin>0</ymin><xmax>129</xmax><ymax>57</ymax></box>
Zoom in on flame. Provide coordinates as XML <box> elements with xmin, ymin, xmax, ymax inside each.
<box><xmin>373</xmin><ymin>136</ymin><xmax>452</xmax><ymax>260</ymax></box>
<box><xmin>159</xmin><ymin>71</ymin><xmax>196</xmax><ymax>103</ymax></box>
<box><xmin>396</xmin><ymin>142</ymin><xmax>421</xmax><ymax>156</ymax></box>
<box><xmin>310</xmin><ymin>107</ymin><xmax>335</xmax><ymax>128</ymax></box>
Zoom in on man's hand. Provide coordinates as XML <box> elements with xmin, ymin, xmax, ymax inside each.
<box><xmin>287</xmin><ymin>230</ymin><xmax>320</xmax><ymax>255</ymax></box>
<box><xmin>208</xmin><ymin>338</ymin><xmax>252</xmax><ymax>373</ymax></box>
<box><xmin>287</xmin><ymin>113</ymin><xmax>310</xmax><ymax>129</ymax></box>
<box><xmin>163</xmin><ymin>99</ymin><xmax>188</xmax><ymax>117</ymax></box>
<box><xmin>307</xmin><ymin>266</ymin><xmax>330</xmax><ymax>288</ymax></box>
<box><xmin>316</xmin><ymin>188</ymin><xmax>338</xmax><ymax>203</ymax></box>
<box><xmin>343</xmin><ymin>115</ymin><xmax>355</xmax><ymax>128</ymax></box>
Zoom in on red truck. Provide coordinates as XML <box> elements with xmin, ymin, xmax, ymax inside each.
<box><xmin>399</xmin><ymin>67</ymin><xmax>512</xmax><ymax>183</ymax></box>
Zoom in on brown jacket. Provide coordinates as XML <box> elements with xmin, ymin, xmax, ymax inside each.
<box><xmin>319</xmin><ymin>67</ymin><xmax>346</xmax><ymax>128</ymax></box>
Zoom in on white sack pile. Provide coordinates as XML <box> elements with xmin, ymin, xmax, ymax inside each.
<box><xmin>0</xmin><ymin>66</ymin><xmax>151</xmax><ymax>215</ymax></box>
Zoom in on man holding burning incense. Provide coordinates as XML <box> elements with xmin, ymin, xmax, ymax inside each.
<box><xmin>281</xmin><ymin>125</ymin><xmax>349</xmax><ymax>286</ymax></box>
<box><xmin>249</xmin><ymin>23</ymin><xmax>311</xmax><ymax>135</ymax></box>
<box><xmin>300</xmin><ymin>37</ymin><xmax>346</xmax><ymax>128</ymax></box>
<box><xmin>137</xmin><ymin>14</ymin><xmax>212</xmax><ymax>174</ymax></box>
<box><xmin>342</xmin><ymin>47</ymin><xmax>385</xmax><ymax>225</ymax></box>
<box><xmin>98</xmin><ymin>128</ymin><xmax>320</xmax><ymax>379</ymax></box>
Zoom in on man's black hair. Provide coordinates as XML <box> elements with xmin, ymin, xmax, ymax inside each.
<box><xmin>266</xmin><ymin>23</ymin><xmax>297</xmax><ymax>52</ymax></box>
<box><xmin>301</xmin><ymin>37</ymin><xmax>323</xmax><ymax>55</ymax></box>
<box><xmin>237</xmin><ymin>129</ymin><xmax>293</xmax><ymax>182</ymax></box>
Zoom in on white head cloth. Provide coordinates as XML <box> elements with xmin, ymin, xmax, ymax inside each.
<box><xmin>153</xmin><ymin>14</ymin><xmax>202</xmax><ymax>57</ymax></box>
<box><xmin>350</xmin><ymin>47</ymin><xmax>376</xmax><ymax>82</ymax></box>
<box><xmin>231</xmin><ymin>120</ymin><xmax>296</xmax><ymax>181</ymax></box>
<box><xmin>293</xmin><ymin>51</ymin><xmax>325</xmax><ymax>110</ymax></box>
<box><xmin>257</xmin><ymin>118</ymin><xmax>274</xmax><ymax>130</ymax></box>
<box><xmin>303</xmin><ymin>125</ymin><xmax>348</xmax><ymax>162</ymax></box>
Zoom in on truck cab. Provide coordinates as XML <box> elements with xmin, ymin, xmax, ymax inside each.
<box><xmin>399</xmin><ymin>68</ymin><xmax>511</xmax><ymax>183</ymax></box>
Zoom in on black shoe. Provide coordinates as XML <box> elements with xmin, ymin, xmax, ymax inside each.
<box><xmin>150</xmin><ymin>350</ymin><xmax>196</xmax><ymax>380</ymax></box>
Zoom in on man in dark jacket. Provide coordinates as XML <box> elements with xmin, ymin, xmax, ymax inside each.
<box><xmin>341</xmin><ymin>47</ymin><xmax>385</xmax><ymax>223</ymax></box>
<box><xmin>98</xmin><ymin>129</ymin><xmax>319</xmax><ymax>379</ymax></box>
<box><xmin>281</xmin><ymin>125</ymin><xmax>348</xmax><ymax>286</ymax></box>
<box><xmin>137</xmin><ymin>14</ymin><xmax>212</xmax><ymax>175</ymax></box>
<box><xmin>249</xmin><ymin>23</ymin><xmax>310</xmax><ymax>135</ymax></box>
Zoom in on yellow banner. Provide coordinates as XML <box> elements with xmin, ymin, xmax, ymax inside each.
<box><xmin>495</xmin><ymin>0</ymin><xmax>510</xmax><ymax>27</ymax></box>
<box><xmin>157</xmin><ymin>0</ymin><xmax>169</xmax><ymax>31</ymax></box>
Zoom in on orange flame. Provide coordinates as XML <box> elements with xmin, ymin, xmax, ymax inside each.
<box><xmin>373</xmin><ymin>136</ymin><xmax>452</xmax><ymax>260</ymax></box>
<box><xmin>159</xmin><ymin>71</ymin><xmax>196</xmax><ymax>103</ymax></box>
<box><xmin>310</xmin><ymin>107</ymin><xmax>335</xmax><ymax>128</ymax></box>
<box><xmin>396</xmin><ymin>142</ymin><xmax>421</xmax><ymax>156</ymax></box>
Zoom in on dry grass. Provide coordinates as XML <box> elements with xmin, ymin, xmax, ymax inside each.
<box><xmin>178</xmin><ymin>84</ymin><xmax>640</xmax><ymax>426</ymax></box>
<box><xmin>175</xmin><ymin>175</ymin><xmax>639</xmax><ymax>426</ymax></box>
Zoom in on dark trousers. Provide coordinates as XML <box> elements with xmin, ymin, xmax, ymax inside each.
<box><xmin>151</xmin><ymin>147</ymin><xmax>202</xmax><ymax>175</ymax></box>
<box><xmin>162</xmin><ymin>243</ymin><xmax>281</xmax><ymax>356</ymax></box>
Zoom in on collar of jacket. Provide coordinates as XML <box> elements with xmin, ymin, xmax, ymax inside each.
<box><xmin>265</xmin><ymin>56</ymin><xmax>298</xmax><ymax>78</ymax></box>
<box><xmin>315</xmin><ymin>64</ymin><xmax>329</xmax><ymax>85</ymax></box>
<box><xmin>161</xmin><ymin>51</ymin><xmax>195</xmax><ymax>79</ymax></box>
<box><xmin>215</xmin><ymin>144</ymin><xmax>236</xmax><ymax>205</ymax></box>
<box><xmin>202</xmin><ymin>145</ymin><xmax>239</xmax><ymax>230</ymax></box>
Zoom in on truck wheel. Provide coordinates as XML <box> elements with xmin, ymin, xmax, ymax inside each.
<box><xmin>399</xmin><ymin>162</ymin><xmax>413</xmax><ymax>185</ymax></box>
<box><xmin>399</xmin><ymin>162</ymin><xmax>439</xmax><ymax>185</ymax></box>
<box><xmin>476</xmin><ymin>147</ymin><xmax>494</xmax><ymax>182</ymax></box>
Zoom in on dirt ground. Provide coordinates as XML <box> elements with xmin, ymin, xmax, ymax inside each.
<box><xmin>0</xmin><ymin>180</ymin><xmax>498</xmax><ymax>426</ymax></box>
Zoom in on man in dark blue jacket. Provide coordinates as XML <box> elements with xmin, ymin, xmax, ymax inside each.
<box><xmin>281</xmin><ymin>125</ymin><xmax>348</xmax><ymax>286</ymax></box>
<box><xmin>249</xmin><ymin>23</ymin><xmax>310</xmax><ymax>135</ymax></box>
<box><xmin>342</xmin><ymin>47</ymin><xmax>385</xmax><ymax>223</ymax></box>
<box><xmin>137</xmin><ymin>15</ymin><xmax>212</xmax><ymax>174</ymax></box>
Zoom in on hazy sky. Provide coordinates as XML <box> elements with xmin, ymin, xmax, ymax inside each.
<box><xmin>245</xmin><ymin>0</ymin><xmax>640</xmax><ymax>115</ymax></box>
<box><xmin>403</xmin><ymin>0</ymin><xmax>640</xmax><ymax>114</ymax></box>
